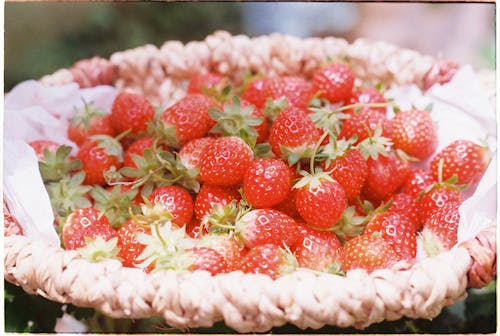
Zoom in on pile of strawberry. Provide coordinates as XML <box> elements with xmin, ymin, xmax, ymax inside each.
<box><xmin>29</xmin><ymin>61</ymin><xmax>491</xmax><ymax>279</ymax></box>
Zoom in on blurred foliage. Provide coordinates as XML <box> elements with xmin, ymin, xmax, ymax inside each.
<box><xmin>5</xmin><ymin>2</ymin><xmax>244</xmax><ymax>91</ymax></box>
<box><xmin>5</xmin><ymin>279</ymin><xmax>496</xmax><ymax>333</ymax></box>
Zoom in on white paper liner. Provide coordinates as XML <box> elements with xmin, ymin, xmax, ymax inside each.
<box><xmin>3</xmin><ymin>67</ymin><xmax>496</xmax><ymax>258</ymax></box>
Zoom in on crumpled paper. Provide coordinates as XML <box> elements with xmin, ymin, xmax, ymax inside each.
<box><xmin>3</xmin><ymin>80</ymin><xmax>117</xmax><ymax>246</ymax></box>
<box><xmin>3</xmin><ymin>67</ymin><xmax>496</xmax><ymax>256</ymax></box>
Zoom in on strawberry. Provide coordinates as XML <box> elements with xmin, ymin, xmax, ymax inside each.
<box><xmin>342</xmin><ymin>232</ymin><xmax>399</xmax><ymax>273</ymax></box>
<box><xmin>77</xmin><ymin>135</ymin><xmax>123</xmax><ymax>186</ymax></box>
<box><xmin>235</xmin><ymin>208</ymin><xmax>300</xmax><ymax>248</ymax></box>
<box><xmin>198</xmin><ymin>233</ymin><xmax>244</xmax><ymax>272</ymax></box>
<box><xmin>199</xmin><ymin>136</ymin><xmax>254</xmax><ymax>186</ymax></box>
<box><xmin>312</xmin><ymin>62</ymin><xmax>355</xmax><ymax>104</ymax></box>
<box><xmin>268</xmin><ymin>106</ymin><xmax>322</xmax><ymax>164</ymax></box>
<box><xmin>320</xmin><ymin>138</ymin><xmax>367</xmax><ymax>200</ymax></box>
<box><xmin>185</xmin><ymin>247</ymin><xmax>228</xmax><ymax>275</ymax></box>
<box><xmin>391</xmin><ymin>109</ymin><xmax>438</xmax><ymax>160</ymax></box>
<box><xmin>294</xmin><ymin>172</ymin><xmax>347</xmax><ymax>229</ymax></box>
<box><xmin>429</xmin><ymin>140</ymin><xmax>490</xmax><ymax>185</ymax></box>
<box><xmin>62</xmin><ymin>207</ymin><xmax>117</xmax><ymax>250</ymax></box>
<box><xmin>346</xmin><ymin>87</ymin><xmax>387</xmax><ymax>116</ymax></box>
<box><xmin>110</xmin><ymin>92</ymin><xmax>155</xmax><ymax>138</ymax></box>
<box><xmin>292</xmin><ymin>222</ymin><xmax>343</xmax><ymax>273</ymax></box>
<box><xmin>262</xmin><ymin>76</ymin><xmax>315</xmax><ymax>110</ymax></box>
<box><xmin>194</xmin><ymin>184</ymin><xmax>241</xmax><ymax>222</ymax></box>
<box><xmin>421</xmin><ymin>201</ymin><xmax>461</xmax><ymax>256</ymax></box>
<box><xmin>160</xmin><ymin>93</ymin><xmax>218</xmax><ymax>145</ymax></box>
<box><xmin>67</xmin><ymin>101</ymin><xmax>116</xmax><ymax>146</ymax></box>
<box><xmin>242</xmin><ymin>77</ymin><xmax>266</xmax><ymax>108</ymax></box>
<box><xmin>238</xmin><ymin>243</ymin><xmax>297</xmax><ymax>280</ymax></box>
<box><xmin>386</xmin><ymin>192</ymin><xmax>421</xmax><ymax>231</ymax></box>
<box><xmin>273</xmin><ymin>188</ymin><xmax>300</xmax><ymax>219</ymax></box>
<box><xmin>148</xmin><ymin>185</ymin><xmax>194</xmax><ymax>227</ymax></box>
<box><xmin>243</xmin><ymin>158</ymin><xmax>292</xmax><ymax>208</ymax></box>
<box><xmin>417</xmin><ymin>183</ymin><xmax>463</xmax><ymax>222</ymax></box>
<box><xmin>364</xmin><ymin>210</ymin><xmax>417</xmax><ymax>261</ymax></box>
<box><xmin>361</xmin><ymin>154</ymin><xmax>402</xmax><ymax>202</ymax></box>
<box><xmin>116</xmin><ymin>218</ymin><xmax>150</xmax><ymax>268</ymax></box>
<box><xmin>338</xmin><ymin>108</ymin><xmax>391</xmax><ymax>144</ymax></box>
<box><xmin>178</xmin><ymin>137</ymin><xmax>215</xmax><ymax>171</ymax></box>
<box><xmin>187</xmin><ymin>72</ymin><xmax>226</xmax><ymax>95</ymax></box>
<box><xmin>185</xmin><ymin>217</ymin><xmax>206</xmax><ymax>239</ymax></box>
<box><xmin>403</xmin><ymin>168</ymin><xmax>436</xmax><ymax>197</ymax></box>
<box><xmin>123</xmin><ymin>137</ymin><xmax>156</xmax><ymax>169</ymax></box>
<box><xmin>29</xmin><ymin>139</ymin><xmax>60</xmax><ymax>161</ymax></box>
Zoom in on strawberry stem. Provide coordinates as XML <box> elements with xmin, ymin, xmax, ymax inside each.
<box><xmin>309</xmin><ymin>131</ymin><xmax>330</xmax><ymax>174</ymax></box>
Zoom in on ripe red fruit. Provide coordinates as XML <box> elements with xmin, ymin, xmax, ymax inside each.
<box><xmin>160</xmin><ymin>93</ymin><xmax>218</xmax><ymax>145</ymax></box>
<box><xmin>430</xmin><ymin>140</ymin><xmax>490</xmax><ymax>185</ymax></box>
<box><xmin>391</xmin><ymin>109</ymin><xmax>438</xmax><ymax>160</ymax></box>
<box><xmin>198</xmin><ymin>233</ymin><xmax>244</xmax><ymax>272</ymax></box>
<box><xmin>346</xmin><ymin>87</ymin><xmax>387</xmax><ymax>116</ymax></box>
<box><xmin>361</xmin><ymin>154</ymin><xmax>402</xmax><ymax>202</ymax></box>
<box><xmin>422</xmin><ymin>202</ymin><xmax>461</xmax><ymax>256</ymax></box>
<box><xmin>235</xmin><ymin>208</ymin><xmax>300</xmax><ymax>248</ymax></box>
<box><xmin>68</xmin><ymin>103</ymin><xmax>116</xmax><ymax>146</ymax></box>
<box><xmin>268</xmin><ymin>106</ymin><xmax>322</xmax><ymax>162</ymax></box>
<box><xmin>364</xmin><ymin>211</ymin><xmax>417</xmax><ymax>261</ymax></box>
<box><xmin>387</xmin><ymin>193</ymin><xmax>422</xmax><ymax>231</ymax></box>
<box><xmin>77</xmin><ymin>135</ymin><xmax>123</xmax><ymax>186</ymax></box>
<box><xmin>110</xmin><ymin>92</ymin><xmax>155</xmax><ymax>137</ymax></box>
<box><xmin>148</xmin><ymin>185</ymin><xmax>194</xmax><ymax>226</ymax></box>
<box><xmin>28</xmin><ymin>139</ymin><xmax>60</xmax><ymax>161</ymax></box>
<box><xmin>403</xmin><ymin>168</ymin><xmax>436</xmax><ymax>197</ymax></box>
<box><xmin>62</xmin><ymin>207</ymin><xmax>117</xmax><ymax>250</ymax></box>
<box><xmin>342</xmin><ymin>233</ymin><xmax>399</xmax><ymax>273</ymax></box>
<box><xmin>116</xmin><ymin>219</ymin><xmax>150</xmax><ymax>268</ymax></box>
<box><xmin>178</xmin><ymin>137</ymin><xmax>215</xmax><ymax>171</ymax></box>
<box><xmin>262</xmin><ymin>76</ymin><xmax>315</xmax><ymax>109</ymax></box>
<box><xmin>417</xmin><ymin>184</ymin><xmax>463</xmax><ymax>223</ymax></box>
<box><xmin>339</xmin><ymin>109</ymin><xmax>390</xmax><ymax>144</ymax></box>
<box><xmin>187</xmin><ymin>72</ymin><xmax>226</xmax><ymax>94</ymax></box>
<box><xmin>242</xmin><ymin>77</ymin><xmax>266</xmax><ymax>108</ymax></box>
<box><xmin>238</xmin><ymin>243</ymin><xmax>297</xmax><ymax>280</ymax></box>
<box><xmin>312</xmin><ymin>62</ymin><xmax>355</xmax><ymax>103</ymax></box>
<box><xmin>294</xmin><ymin>172</ymin><xmax>347</xmax><ymax>229</ymax></box>
<box><xmin>186</xmin><ymin>247</ymin><xmax>228</xmax><ymax>275</ymax></box>
<box><xmin>199</xmin><ymin>136</ymin><xmax>254</xmax><ymax>186</ymax></box>
<box><xmin>292</xmin><ymin>223</ymin><xmax>343</xmax><ymax>272</ymax></box>
<box><xmin>194</xmin><ymin>184</ymin><xmax>241</xmax><ymax>221</ymax></box>
<box><xmin>243</xmin><ymin>158</ymin><xmax>292</xmax><ymax>208</ymax></box>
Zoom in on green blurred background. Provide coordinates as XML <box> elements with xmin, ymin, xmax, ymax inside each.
<box><xmin>4</xmin><ymin>2</ymin><xmax>496</xmax><ymax>333</ymax></box>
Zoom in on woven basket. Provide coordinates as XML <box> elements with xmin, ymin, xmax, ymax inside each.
<box><xmin>4</xmin><ymin>31</ymin><xmax>496</xmax><ymax>333</ymax></box>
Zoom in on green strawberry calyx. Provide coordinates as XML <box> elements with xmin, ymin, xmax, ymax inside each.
<box><xmin>77</xmin><ymin>236</ymin><xmax>120</xmax><ymax>263</ymax></box>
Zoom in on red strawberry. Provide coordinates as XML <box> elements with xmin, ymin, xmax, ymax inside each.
<box><xmin>273</xmin><ymin>188</ymin><xmax>300</xmax><ymax>219</ymax></box>
<box><xmin>185</xmin><ymin>247</ymin><xmax>228</xmax><ymax>275</ymax></box>
<box><xmin>235</xmin><ymin>208</ymin><xmax>300</xmax><ymax>248</ymax></box>
<box><xmin>403</xmin><ymin>168</ymin><xmax>436</xmax><ymax>197</ymax></box>
<box><xmin>243</xmin><ymin>158</ymin><xmax>292</xmax><ymax>208</ymax></box>
<box><xmin>185</xmin><ymin>217</ymin><xmax>205</xmax><ymax>239</ymax></box>
<box><xmin>417</xmin><ymin>183</ymin><xmax>463</xmax><ymax>222</ymax></box>
<box><xmin>123</xmin><ymin>137</ymin><xmax>156</xmax><ymax>169</ymax></box>
<box><xmin>292</xmin><ymin>223</ymin><xmax>343</xmax><ymax>272</ymax></box>
<box><xmin>312</xmin><ymin>62</ymin><xmax>355</xmax><ymax>103</ymax></box>
<box><xmin>242</xmin><ymin>77</ymin><xmax>266</xmax><ymax>108</ymax></box>
<box><xmin>77</xmin><ymin>135</ymin><xmax>123</xmax><ymax>185</ymax></box>
<box><xmin>198</xmin><ymin>233</ymin><xmax>244</xmax><ymax>272</ymax></box>
<box><xmin>67</xmin><ymin>102</ymin><xmax>116</xmax><ymax>146</ymax></box>
<box><xmin>421</xmin><ymin>201</ymin><xmax>461</xmax><ymax>256</ymax></box>
<box><xmin>320</xmin><ymin>139</ymin><xmax>367</xmax><ymax>200</ymax></box>
<box><xmin>263</xmin><ymin>76</ymin><xmax>315</xmax><ymax>109</ymax></box>
<box><xmin>364</xmin><ymin>211</ymin><xmax>417</xmax><ymax>261</ymax></box>
<box><xmin>62</xmin><ymin>207</ymin><xmax>117</xmax><ymax>250</ymax></box>
<box><xmin>238</xmin><ymin>243</ymin><xmax>297</xmax><ymax>280</ymax></box>
<box><xmin>361</xmin><ymin>154</ymin><xmax>402</xmax><ymax>202</ymax></box>
<box><xmin>29</xmin><ymin>139</ymin><xmax>60</xmax><ymax>161</ymax></box>
<box><xmin>268</xmin><ymin>106</ymin><xmax>322</xmax><ymax>163</ymax></box>
<box><xmin>342</xmin><ymin>233</ymin><xmax>399</xmax><ymax>273</ymax></box>
<box><xmin>339</xmin><ymin>108</ymin><xmax>390</xmax><ymax>144</ymax></box>
<box><xmin>386</xmin><ymin>192</ymin><xmax>421</xmax><ymax>231</ymax></box>
<box><xmin>110</xmin><ymin>92</ymin><xmax>155</xmax><ymax>137</ymax></box>
<box><xmin>199</xmin><ymin>136</ymin><xmax>254</xmax><ymax>186</ymax></box>
<box><xmin>294</xmin><ymin>172</ymin><xmax>347</xmax><ymax>229</ymax></box>
<box><xmin>346</xmin><ymin>87</ymin><xmax>387</xmax><ymax>116</ymax></box>
<box><xmin>178</xmin><ymin>137</ymin><xmax>215</xmax><ymax>171</ymax></box>
<box><xmin>194</xmin><ymin>184</ymin><xmax>241</xmax><ymax>222</ymax></box>
<box><xmin>187</xmin><ymin>72</ymin><xmax>226</xmax><ymax>95</ymax></box>
<box><xmin>391</xmin><ymin>109</ymin><xmax>438</xmax><ymax>160</ymax></box>
<box><xmin>148</xmin><ymin>185</ymin><xmax>194</xmax><ymax>227</ymax></box>
<box><xmin>160</xmin><ymin>93</ymin><xmax>218</xmax><ymax>145</ymax></box>
<box><xmin>429</xmin><ymin>140</ymin><xmax>490</xmax><ymax>185</ymax></box>
<box><xmin>116</xmin><ymin>219</ymin><xmax>150</xmax><ymax>268</ymax></box>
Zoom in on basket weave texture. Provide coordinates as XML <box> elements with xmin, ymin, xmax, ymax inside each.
<box><xmin>4</xmin><ymin>31</ymin><xmax>497</xmax><ymax>332</ymax></box>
